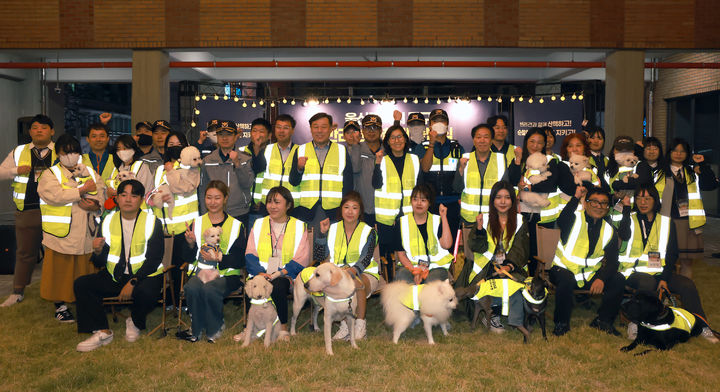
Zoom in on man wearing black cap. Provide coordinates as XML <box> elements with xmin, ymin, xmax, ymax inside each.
<box><xmin>418</xmin><ymin>108</ymin><xmax>464</xmax><ymax>250</ymax></box>
<box><xmin>134</xmin><ymin>121</ymin><xmax>154</xmax><ymax>155</ymax></box>
<box><xmin>200</xmin><ymin>120</ymin><xmax>254</xmax><ymax>227</ymax></box>
<box><xmin>193</xmin><ymin>119</ymin><xmax>220</xmax><ymax>158</ymax></box>
<box><xmin>342</xmin><ymin>119</ymin><xmax>361</xmax><ymax>147</ymax></box>
<box><xmin>141</xmin><ymin>120</ymin><xmax>171</xmax><ymax>175</ymax></box>
<box><xmin>406</xmin><ymin>112</ymin><xmax>427</xmax><ymax>151</ymax></box>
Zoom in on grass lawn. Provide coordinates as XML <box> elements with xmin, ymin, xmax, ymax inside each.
<box><xmin>2</xmin><ymin>259</ymin><xmax>720</xmax><ymax>392</ymax></box>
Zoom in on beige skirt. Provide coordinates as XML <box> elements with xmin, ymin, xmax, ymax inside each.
<box><xmin>673</xmin><ymin>218</ymin><xmax>704</xmax><ymax>259</ymax></box>
<box><xmin>40</xmin><ymin>248</ymin><xmax>97</xmax><ymax>303</ymax></box>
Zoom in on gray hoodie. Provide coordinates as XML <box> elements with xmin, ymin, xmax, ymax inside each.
<box><xmin>200</xmin><ymin>148</ymin><xmax>254</xmax><ymax>218</ymax></box>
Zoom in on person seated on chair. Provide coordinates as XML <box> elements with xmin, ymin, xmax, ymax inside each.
<box><xmin>73</xmin><ymin>179</ymin><xmax>165</xmax><ymax>352</ymax></box>
<box><xmin>550</xmin><ymin>185</ymin><xmax>625</xmax><ymax>337</ymax></box>
<box><xmin>177</xmin><ymin>180</ymin><xmax>246</xmax><ymax>343</ymax></box>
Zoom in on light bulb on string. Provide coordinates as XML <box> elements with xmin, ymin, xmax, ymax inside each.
<box><xmin>259</xmin><ymin>99</ymin><xmax>264</xmax><ymax>105</ymax></box>
<box><xmin>302</xmin><ymin>101</ymin><xmax>307</xmax><ymax>107</ymax></box>
<box><xmin>497</xmin><ymin>97</ymin><xmax>502</xmax><ymax>103</ymax></box>
<box><xmin>539</xmin><ymin>97</ymin><xmax>544</xmax><ymax>103</ymax></box>
<box><xmin>195</xmin><ymin>96</ymin><xmax>200</xmax><ymax>101</ymax></box>
<box><xmin>424</xmin><ymin>97</ymin><xmax>429</xmax><ymax>104</ymax></box>
<box><xmin>528</xmin><ymin>97</ymin><xmax>533</xmax><ymax>103</ymax></box>
<box><xmin>347</xmin><ymin>97</ymin><xmax>352</xmax><ymax>104</ymax></box>
<box><xmin>447</xmin><ymin>97</ymin><xmax>452</xmax><ymax>103</ymax></box>
<box><xmin>372</xmin><ymin>98</ymin><xmax>378</xmax><ymax>104</ymax></box>
<box><xmin>252</xmin><ymin>102</ymin><xmax>257</xmax><ymax>108</ymax></box>
<box><xmin>360</xmin><ymin>98</ymin><xmax>365</xmax><ymax>105</ymax></box>
<box><xmin>518</xmin><ymin>96</ymin><xmax>523</xmax><ymax>102</ymax></box>
<box><xmin>403</xmin><ymin>97</ymin><xmax>408</xmax><ymax>103</ymax></box>
<box><xmin>337</xmin><ymin>97</ymin><xmax>342</xmax><ymax>103</ymax></box>
<box><xmin>191</xmin><ymin>121</ymin><xmax>196</xmax><ymax>127</ymax></box>
<box><xmin>291</xmin><ymin>99</ymin><xmax>296</xmax><ymax>105</ymax></box>
<box><xmin>560</xmin><ymin>95</ymin><xmax>566</xmax><ymax>101</ymax></box>
<box><xmin>578</xmin><ymin>93</ymin><xmax>584</xmax><ymax>100</ymax></box>
<box><xmin>213</xmin><ymin>94</ymin><xmax>219</xmax><ymax>100</ymax></box>
<box><xmin>477</xmin><ymin>95</ymin><xmax>481</xmax><ymax>101</ymax></box>
<box><xmin>551</xmin><ymin>95</ymin><xmax>556</xmax><ymax>101</ymax></box>
<box><xmin>571</xmin><ymin>93</ymin><xmax>577</xmax><ymax>100</ymax></box>
<box><xmin>413</xmin><ymin>97</ymin><xmax>418</xmax><ymax>104</ymax></box>
<box><xmin>436</xmin><ymin>98</ymin><xmax>441</xmax><ymax>104</ymax></box>
<box><xmin>194</xmin><ymin>108</ymin><xmax>200</xmax><ymax>115</ymax></box>
<box><xmin>223</xmin><ymin>94</ymin><xmax>228</xmax><ymax>100</ymax></box>
<box><xmin>242</xmin><ymin>101</ymin><xmax>247</xmax><ymax>108</ymax></box>
<box><xmin>282</xmin><ymin>97</ymin><xmax>287</xmax><ymax>104</ymax></box>
<box><xmin>487</xmin><ymin>96</ymin><xmax>492</xmax><ymax>102</ymax></box>
<box><xmin>510</xmin><ymin>97</ymin><xmax>515</xmax><ymax>103</ymax></box>
<box><xmin>233</xmin><ymin>96</ymin><xmax>239</xmax><ymax>102</ymax></box>
<box><xmin>201</xmin><ymin>94</ymin><xmax>206</xmax><ymax>100</ymax></box>
<box><xmin>270</xmin><ymin>101</ymin><xmax>275</xmax><ymax>107</ymax></box>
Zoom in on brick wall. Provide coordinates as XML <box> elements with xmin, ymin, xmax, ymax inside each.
<box><xmin>651</xmin><ymin>52</ymin><xmax>720</xmax><ymax>144</ymax></box>
<box><xmin>0</xmin><ymin>0</ymin><xmax>718</xmax><ymax>49</ymax></box>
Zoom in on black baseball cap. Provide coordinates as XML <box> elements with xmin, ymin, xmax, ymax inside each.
<box><xmin>362</xmin><ymin>114</ymin><xmax>382</xmax><ymax>128</ymax></box>
<box><xmin>407</xmin><ymin>112</ymin><xmax>425</xmax><ymax>125</ymax></box>
<box><xmin>343</xmin><ymin>120</ymin><xmax>360</xmax><ymax>133</ymax></box>
<box><xmin>217</xmin><ymin>120</ymin><xmax>238</xmax><ymax>134</ymax></box>
<box><xmin>207</xmin><ymin>119</ymin><xmax>220</xmax><ymax>132</ymax></box>
<box><xmin>135</xmin><ymin>121</ymin><xmax>152</xmax><ymax>131</ymax></box>
<box><xmin>429</xmin><ymin>109</ymin><xmax>448</xmax><ymax>122</ymax></box>
<box><xmin>152</xmin><ymin>120</ymin><xmax>171</xmax><ymax>132</ymax></box>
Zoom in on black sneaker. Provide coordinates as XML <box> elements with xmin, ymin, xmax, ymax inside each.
<box><xmin>55</xmin><ymin>305</ymin><xmax>75</xmax><ymax>323</ymax></box>
<box><xmin>553</xmin><ymin>322</ymin><xmax>570</xmax><ymax>336</ymax></box>
<box><xmin>175</xmin><ymin>329</ymin><xmax>198</xmax><ymax>342</ymax></box>
<box><xmin>589</xmin><ymin>317</ymin><xmax>620</xmax><ymax>336</ymax></box>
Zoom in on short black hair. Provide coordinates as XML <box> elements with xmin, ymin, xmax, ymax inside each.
<box><xmin>586</xmin><ymin>187</ymin><xmax>610</xmax><ymax>202</ymax></box>
<box><xmin>411</xmin><ymin>183</ymin><xmax>435</xmax><ymax>206</ymax></box>
<box><xmin>251</xmin><ymin>118</ymin><xmax>271</xmax><ymax>132</ymax></box>
<box><xmin>587</xmin><ymin>126</ymin><xmax>605</xmax><ymax>141</ymax></box>
<box><xmin>275</xmin><ymin>114</ymin><xmax>296</xmax><ymax>129</ymax></box>
<box><xmin>87</xmin><ymin>123</ymin><xmax>109</xmax><ymax>136</ymax></box>
<box><xmin>55</xmin><ymin>133</ymin><xmax>82</xmax><ymax>155</ymax></box>
<box><xmin>487</xmin><ymin>115</ymin><xmax>508</xmax><ymax>128</ymax></box>
<box><xmin>471</xmin><ymin>123</ymin><xmax>494</xmax><ymax>139</ymax></box>
<box><xmin>634</xmin><ymin>185</ymin><xmax>661</xmax><ymax>214</ymax></box>
<box><xmin>117</xmin><ymin>179</ymin><xmax>145</xmax><ymax>197</ymax></box>
<box><xmin>308</xmin><ymin>112</ymin><xmax>333</xmax><ymax>127</ymax></box>
<box><xmin>30</xmin><ymin>114</ymin><xmax>54</xmax><ymax>129</ymax></box>
<box><xmin>265</xmin><ymin>186</ymin><xmax>294</xmax><ymax>211</ymax></box>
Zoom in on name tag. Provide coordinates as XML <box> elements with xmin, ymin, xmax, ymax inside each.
<box><xmin>418</xmin><ymin>259</ymin><xmax>430</xmax><ymax>267</ymax></box>
<box><xmin>648</xmin><ymin>252</ymin><xmax>661</xmax><ymax>269</ymax></box>
<box><xmin>677</xmin><ymin>199</ymin><xmax>689</xmax><ymax>217</ymax></box>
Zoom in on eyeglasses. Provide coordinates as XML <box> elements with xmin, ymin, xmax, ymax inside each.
<box><xmin>586</xmin><ymin>199</ymin><xmax>610</xmax><ymax>208</ymax></box>
<box><xmin>364</xmin><ymin>126</ymin><xmax>381</xmax><ymax>132</ymax></box>
<box><xmin>389</xmin><ymin>135</ymin><xmax>405</xmax><ymax>141</ymax></box>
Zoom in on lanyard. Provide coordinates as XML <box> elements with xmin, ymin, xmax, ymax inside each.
<box><xmin>270</xmin><ymin>218</ymin><xmax>289</xmax><ymax>257</ymax></box>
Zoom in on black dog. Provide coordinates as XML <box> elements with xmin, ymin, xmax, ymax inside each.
<box><xmin>620</xmin><ymin>291</ymin><xmax>718</xmax><ymax>354</ymax></box>
<box><xmin>522</xmin><ymin>276</ymin><xmax>549</xmax><ymax>341</ymax></box>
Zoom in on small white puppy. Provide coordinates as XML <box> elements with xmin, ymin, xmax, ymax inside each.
<box><xmin>241</xmin><ymin>275</ymin><xmax>280</xmax><ymax>348</ymax></box>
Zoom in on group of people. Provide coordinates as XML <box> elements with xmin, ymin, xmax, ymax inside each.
<box><xmin>0</xmin><ymin>108</ymin><xmax>717</xmax><ymax>352</ymax></box>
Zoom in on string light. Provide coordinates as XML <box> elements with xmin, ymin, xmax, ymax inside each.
<box><xmin>201</xmin><ymin>94</ymin><xmax>207</xmax><ymax>100</ymax></box>
<box><xmin>259</xmin><ymin>99</ymin><xmax>264</xmax><ymax>105</ymax></box>
<box><xmin>403</xmin><ymin>97</ymin><xmax>408</xmax><ymax>103</ymax></box>
<box><xmin>194</xmin><ymin>108</ymin><xmax>200</xmax><ymax>115</ymax></box>
<box><xmin>528</xmin><ymin>97</ymin><xmax>533</xmax><ymax>103</ymax></box>
<box><xmin>560</xmin><ymin>95</ymin><xmax>566</xmax><ymax>101</ymax></box>
<box><xmin>539</xmin><ymin>97</ymin><xmax>545</xmax><ymax>103</ymax></box>
<box><xmin>571</xmin><ymin>93</ymin><xmax>577</xmax><ymax>100</ymax></box>
<box><xmin>413</xmin><ymin>97</ymin><xmax>418</xmax><ymax>104</ymax></box>
<box><xmin>242</xmin><ymin>101</ymin><xmax>247</xmax><ymax>107</ymax></box>
<box><xmin>360</xmin><ymin>98</ymin><xmax>365</xmax><ymax>105</ymax></box>
<box><xmin>578</xmin><ymin>93</ymin><xmax>584</xmax><ymax>100</ymax></box>
<box><xmin>223</xmin><ymin>94</ymin><xmax>228</xmax><ymax>100</ymax></box>
<box><xmin>213</xmin><ymin>94</ymin><xmax>219</xmax><ymax>100</ymax></box>
<box><xmin>487</xmin><ymin>96</ymin><xmax>492</xmax><ymax>102</ymax></box>
<box><xmin>270</xmin><ymin>101</ymin><xmax>276</xmax><ymax>107</ymax></box>
<box><xmin>291</xmin><ymin>99</ymin><xmax>296</xmax><ymax>105</ymax></box>
<box><xmin>337</xmin><ymin>97</ymin><xmax>342</xmax><ymax>103</ymax></box>
<box><xmin>195</xmin><ymin>96</ymin><xmax>200</xmax><ymax>101</ymax></box>
<box><xmin>347</xmin><ymin>97</ymin><xmax>352</xmax><ymax>104</ymax></box>
<box><xmin>424</xmin><ymin>97</ymin><xmax>429</xmax><ymax>104</ymax></box>
<box><xmin>191</xmin><ymin>121</ymin><xmax>196</xmax><ymax>127</ymax></box>
<box><xmin>436</xmin><ymin>98</ymin><xmax>441</xmax><ymax>104</ymax></box>
<box><xmin>477</xmin><ymin>95</ymin><xmax>481</xmax><ymax>101</ymax></box>
<box><xmin>372</xmin><ymin>98</ymin><xmax>378</xmax><ymax>104</ymax></box>
<box><xmin>324</xmin><ymin>98</ymin><xmax>329</xmax><ymax>104</ymax></box>
<box><xmin>233</xmin><ymin>96</ymin><xmax>239</xmax><ymax>102</ymax></box>
<box><xmin>497</xmin><ymin>97</ymin><xmax>503</xmax><ymax>103</ymax></box>
<box><xmin>551</xmin><ymin>95</ymin><xmax>556</xmax><ymax>101</ymax></box>
<box><xmin>518</xmin><ymin>96</ymin><xmax>524</xmax><ymax>102</ymax></box>
<box><xmin>302</xmin><ymin>101</ymin><xmax>307</xmax><ymax>107</ymax></box>
<box><xmin>282</xmin><ymin>97</ymin><xmax>287</xmax><ymax>104</ymax></box>
<box><xmin>251</xmin><ymin>102</ymin><xmax>257</xmax><ymax>107</ymax></box>
<box><xmin>510</xmin><ymin>97</ymin><xmax>515</xmax><ymax>103</ymax></box>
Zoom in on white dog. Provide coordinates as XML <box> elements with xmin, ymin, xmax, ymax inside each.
<box><xmin>241</xmin><ymin>275</ymin><xmax>281</xmax><ymax>348</ymax></box>
<box><xmin>381</xmin><ymin>279</ymin><xmax>457</xmax><ymax>345</ymax></box>
<box><xmin>290</xmin><ymin>266</ymin><xmax>326</xmax><ymax>335</ymax></box>
<box><xmin>519</xmin><ymin>152</ymin><xmax>553</xmax><ymax>208</ymax></box>
<box><xmin>305</xmin><ymin>263</ymin><xmax>359</xmax><ymax>355</ymax></box>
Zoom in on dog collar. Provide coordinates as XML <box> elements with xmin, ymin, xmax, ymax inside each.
<box><xmin>179</xmin><ymin>163</ymin><xmax>192</xmax><ymax>170</ymax></box>
<box><xmin>326</xmin><ymin>295</ymin><xmax>352</xmax><ymax>303</ymax></box>
<box><xmin>521</xmin><ymin>288</ymin><xmax>547</xmax><ymax>305</ymax></box>
<box><xmin>250</xmin><ymin>298</ymin><xmax>271</xmax><ymax>305</ymax></box>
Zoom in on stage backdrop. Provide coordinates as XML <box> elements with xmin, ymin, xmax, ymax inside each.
<box><xmin>512</xmin><ymin>100</ymin><xmax>584</xmax><ymax>154</ymax></box>
<box><xmin>278</xmin><ymin>101</ymin><xmax>496</xmax><ymax>151</ymax></box>
<box><xmin>197</xmin><ymin>100</ymin><xmax>265</xmax><ymax>145</ymax></box>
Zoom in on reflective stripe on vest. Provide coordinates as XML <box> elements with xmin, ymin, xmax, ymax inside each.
<box><xmin>82</xmin><ymin>152</ymin><xmax>114</xmax><ymax>183</ymax></box>
<box><xmin>152</xmin><ymin>163</ymin><xmax>199</xmax><ymax>235</ymax></box>
<box><xmin>640</xmin><ymin>307</ymin><xmax>695</xmax><ymax>333</ymax></box>
<box><xmin>374</xmin><ymin>153</ymin><xmax>419</xmax><ymax>225</ymax></box>
<box><xmin>460</xmin><ymin>152</ymin><xmax>506</xmax><ymax>222</ymax></box>
<box><xmin>400</xmin><ymin>213</ymin><xmax>453</xmax><ymax>269</ymax></box>
<box><xmin>619</xmin><ymin>214</ymin><xmax>671</xmax><ymax>277</ymax></box>
<box><xmin>252</xmin><ymin>216</ymin><xmax>305</xmax><ymax>275</ymax></box>
<box><xmin>297</xmin><ymin>142</ymin><xmax>346</xmax><ymax>210</ymax></box>
<box><xmin>261</xmin><ymin>143</ymin><xmax>300</xmax><ymax>202</ymax></box>
<box><xmin>239</xmin><ymin>145</ymin><xmax>265</xmax><ymax>204</ymax></box>
<box><xmin>327</xmin><ymin>221</ymin><xmax>379</xmax><ymax>279</ymax></box>
<box><xmin>12</xmin><ymin>143</ymin><xmax>57</xmax><ymax>210</ymax></box>
<box><xmin>40</xmin><ymin>162</ymin><xmax>99</xmax><ymax>237</ymax></box>
<box><xmin>469</xmin><ymin>213</ymin><xmax>523</xmax><ymax>284</ymax></box>
<box><xmin>655</xmin><ymin>169</ymin><xmax>706</xmax><ymax>229</ymax></box>
<box><xmin>553</xmin><ymin>211</ymin><xmax>613</xmax><ymax>287</ymax></box>
<box><xmin>472</xmin><ymin>278</ymin><xmax>525</xmax><ymax>316</ymax></box>
<box><xmin>108</xmin><ymin>160</ymin><xmax>144</xmax><ymax>190</ymax></box>
<box><xmin>102</xmin><ymin>210</ymin><xmax>162</xmax><ymax>282</ymax></box>
<box><xmin>400</xmin><ymin>284</ymin><xmax>423</xmax><ymax>311</ymax></box>
<box><xmin>429</xmin><ymin>153</ymin><xmax>458</xmax><ymax>172</ymax></box>
<box><xmin>188</xmin><ymin>214</ymin><xmax>243</xmax><ymax>277</ymax></box>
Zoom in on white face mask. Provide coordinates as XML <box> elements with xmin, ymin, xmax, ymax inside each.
<box><xmin>207</xmin><ymin>131</ymin><xmax>217</xmax><ymax>144</ymax></box>
<box><xmin>431</xmin><ymin>122</ymin><xmax>448</xmax><ymax>135</ymax></box>
<box><xmin>117</xmin><ymin>149</ymin><xmax>135</xmax><ymax>163</ymax></box>
<box><xmin>408</xmin><ymin>125</ymin><xmax>425</xmax><ymax>144</ymax></box>
<box><xmin>59</xmin><ymin>153</ymin><xmax>80</xmax><ymax>168</ymax></box>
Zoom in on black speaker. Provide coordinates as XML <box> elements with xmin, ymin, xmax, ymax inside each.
<box><xmin>0</xmin><ymin>226</ymin><xmax>17</xmax><ymax>275</ymax></box>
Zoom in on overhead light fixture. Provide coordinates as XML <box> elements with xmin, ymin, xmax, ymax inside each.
<box><xmin>291</xmin><ymin>99</ymin><xmax>296</xmax><ymax>105</ymax></box>
<box><xmin>201</xmin><ymin>94</ymin><xmax>207</xmax><ymax>100</ymax></box>
<box><xmin>195</xmin><ymin>96</ymin><xmax>200</xmax><ymax>102</ymax></box>
<box><xmin>190</xmin><ymin>121</ymin><xmax>196</xmax><ymax>127</ymax></box>
<box><xmin>497</xmin><ymin>97</ymin><xmax>503</xmax><ymax>103</ymax></box>
<box><xmin>194</xmin><ymin>109</ymin><xmax>200</xmax><ymax>115</ymax></box>
<box><xmin>242</xmin><ymin>101</ymin><xmax>247</xmax><ymax>108</ymax></box>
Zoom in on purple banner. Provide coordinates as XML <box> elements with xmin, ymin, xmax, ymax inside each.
<box><xmin>512</xmin><ymin>100</ymin><xmax>584</xmax><ymax>153</ymax></box>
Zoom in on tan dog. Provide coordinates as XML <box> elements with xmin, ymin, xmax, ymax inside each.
<box><xmin>305</xmin><ymin>263</ymin><xmax>359</xmax><ymax>355</ymax></box>
<box><xmin>241</xmin><ymin>275</ymin><xmax>280</xmax><ymax>348</ymax></box>
<box><xmin>290</xmin><ymin>266</ymin><xmax>325</xmax><ymax>335</ymax></box>
<box><xmin>381</xmin><ymin>279</ymin><xmax>457</xmax><ymax>345</ymax></box>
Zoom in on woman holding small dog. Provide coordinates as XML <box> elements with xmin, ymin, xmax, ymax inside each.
<box><xmin>178</xmin><ymin>180</ymin><xmax>245</xmax><ymax>342</ymax></box>
<box><xmin>105</xmin><ymin>135</ymin><xmax>154</xmax><ymax>199</ymax></box>
<box><xmin>617</xmin><ymin>185</ymin><xmax>717</xmax><ymax>342</ymax></box>
<box><xmin>316</xmin><ymin>191</ymin><xmax>380</xmax><ymax>340</ymax></box>
<box><xmin>240</xmin><ymin>186</ymin><xmax>310</xmax><ymax>341</ymax></box>
<box><xmin>397</xmin><ymin>184</ymin><xmax>453</xmax><ymax>285</ymax></box>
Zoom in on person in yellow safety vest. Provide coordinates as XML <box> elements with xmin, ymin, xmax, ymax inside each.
<box><xmin>105</xmin><ymin>135</ymin><xmax>154</xmax><ymax>201</ymax></box>
<box><xmin>454</xmin><ymin>123</ymin><xmax>509</xmax><ymax>267</ymax></box>
<box><xmin>397</xmin><ymin>184</ymin><xmax>453</xmax><ymax>285</ymax></box>
<box><xmin>315</xmin><ymin>191</ymin><xmax>380</xmax><ymax>340</ymax></box>
<box><xmin>151</xmin><ymin>130</ymin><xmax>200</xmax><ymax>306</ymax></box>
<box><xmin>488</xmin><ymin>115</ymin><xmax>517</xmax><ymax>166</ymax></box>
<box><xmin>373</xmin><ymin>125</ymin><xmax>420</xmax><ymax>273</ymax></box>
<box><xmin>288</xmin><ymin>112</ymin><xmax>353</xmax><ymax>251</ymax></box>
<box><xmin>37</xmin><ymin>133</ymin><xmax>105</xmax><ymax>323</ymax></box>
<box><xmin>74</xmin><ymin>179</ymin><xmax>165</xmax><ymax>352</ymax></box>
<box><xmin>238</xmin><ymin>118</ymin><xmax>271</xmax><ymax>220</ymax></box>
<box><xmin>177</xmin><ymin>180</ymin><xmax>246</xmax><ymax>343</ymax></box>
<box><xmin>0</xmin><ymin>114</ymin><xmax>57</xmax><ymax>307</ymax></box>
<box><xmin>466</xmin><ymin>181</ymin><xmax>530</xmax><ymax>332</ymax></box>
<box><xmin>617</xmin><ymin>185</ymin><xmax>718</xmax><ymax>342</ymax></box>
<box><xmin>543</xmin><ymin>126</ymin><xmax>562</xmax><ymax>162</ymax></box>
<box><xmin>256</xmin><ymin>114</ymin><xmax>300</xmax><ymax>218</ymax></box>
<box><xmin>587</xmin><ymin>126</ymin><xmax>609</xmax><ymax>179</ymax></box>
<box><xmin>635</xmin><ymin>137</ymin><xmax>664</xmax><ymax>187</ymax></box>
<box><xmin>605</xmin><ymin>137</ymin><xmax>650</xmax><ymax>224</ymax></box>
<box><xmin>657</xmin><ymin>138</ymin><xmax>717</xmax><ymax>279</ymax></box>
<box><xmin>508</xmin><ymin>127</ymin><xmax>577</xmax><ymax>277</ymax></box>
<box><xmin>240</xmin><ymin>186</ymin><xmax>310</xmax><ymax>343</ymax></box>
<box><xmin>551</xmin><ymin>186</ymin><xmax>625</xmax><ymax>337</ymax></box>
<box><xmin>82</xmin><ymin>115</ymin><xmax>114</xmax><ymax>184</ymax></box>
<box><xmin>555</xmin><ymin>133</ymin><xmax>609</xmax><ymax>217</ymax></box>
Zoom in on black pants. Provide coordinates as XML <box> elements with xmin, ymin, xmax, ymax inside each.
<box><xmin>549</xmin><ymin>266</ymin><xmax>625</xmax><ymax>325</ymax></box>
<box><xmin>430</xmin><ymin>201</ymin><xmax>460</xmax><ymax>252</ymax></box>
<box><xmin>626</xmin><ymin>272</ymin><xmax>706</xmax><ymax>318</ymax></box>
<box><xmin>170</xmin><ymin>233</ymin><xmax>186</xmax><ymax>306</ymax></box>
<box><xmin>270</xmin><ymin>277</ymin><xmax>291</xmax><ymax>325</ymax></box>
<box><xmin>74</xmin><ymin>271</ymin><xmax>162</xmax><ymax>333</ymax></box>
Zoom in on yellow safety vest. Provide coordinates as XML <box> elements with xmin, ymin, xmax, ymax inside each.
<box><xmin>399</xmin><ymin>213</ymin><xmax>453</xmax><ymax>269</ymax></box>
<box><xmin>374</xmin><ymin>153</ymin><xmax>420</xmax><ymax>225</ymax></box>
<box><xmin>188</xmin><ymin>213</ymin><xmax>243</xmax><ymax>277</ymax></box>
<box><xmin>469</xmin><ymin>214</ymin><xmax>523</xmax><ymax>284</ymax></box>
<box><xmin>11</xmin><ymin>143</ymin><xmax>57</xmax><ymax>211</ymax></box>
<box><xmin>552</xmin><ymin>211</ymin><xmax>613</xmax><ymax>287</ymax></box>
<box><xmin>429</xmin><ymin>153</ymin><xmax>458</xmax><ymax>173</ymax></box>
<box><xmin>619</xmin><ymin>213</ymin><xmax>671</xmax><ymax>277</ymax></box>
<box><xmin>239</xmin><ymin>145</ymin><xmax>265</xmax><ymax>204</ymax></box>
<box><xmin>557</xmin><ymin>162</ymin><xmax>600</xmax><ymax>215</ymax></box>
<box><xmin>107</xmin><ymin>160</ymin><xmax>144</xmax><ymax>190</ymax></box>
<box><xmin>252</xmin><ymin>216</ymin><xmax>305</xmax><ymax>276</ymax></box>
<box><xmin>82</xmin><ymin>152</ymin><xmax>114</xmax><ymax>184</ymax></box>
<box><xmin>261</xmin><ymin>143</ymin><xmax>300</xmax><ymax>203</ymax></box>
<box><xmin>472</xmin><ymin>278</ymin><xmax>525</xmax><ymax>316</ymax></box>
<box><xmin>152</xmin><ymin>162</ymin><xmax>200</xmax><ymax>235</ymax></box>
<box><xmin>460</xmin><ymin>152</ymin><xmax>506</xmax><ymax>222</ymax></box>
<box><xmin>523</xmin><ymin>157</ymin><xmax>562</xmax><ymax>223</ymax></box>
<box><xmin>297</xmin><ymin>142</ymin><xmax>346</xmax><ymax>210</ymax></box>
<box><xmin>39</xmin><ymin>162</ymin><xmax>99</xmax><ymax>238</ymax></box>
<box><xmin>641</xmin><ymin>307</ymin><xmax>695</xmax><ymax>333</ymax></box>
<box><xmin>400</xmin><ymin>284</ymin><xmax>424</xmax><ymax>311</ymax></box>
<box><xmin>326</xmin><ymin>221</ymin><xmax>379</xmax><ymax>279</ymax></box>
<box><xmin>299</xmin><ymin>266</ymin><xmax>324</xmax><ymax>297</ymax></box>
<box><xmin>102</xmin><ymin>210</ymin><xmax>163</xmax><ymax>282</ymax></box>
<box><xmin>655</xmin><ymin>168</ymin><xmax>706</xmax><ymax>229</ymax></box>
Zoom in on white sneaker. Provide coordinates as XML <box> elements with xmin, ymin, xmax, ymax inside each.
<box><xmin>77</xmin><ymin>330</ymin><xmax>113</xmax><ymax>352</ymax></box>
<box><xmin>701</xmin><ymin>327</ymin><xmax>719</xmax><ymax>344</ymax></box>
<box><xmin>627</xmin><ymin>322</ymin><xmax>638</xmax><ymax>340</ymax></box>
<box><xmin>125</xmin><ymin>317</ymin><xmax>140</xmax><ymax>343</ymax></box>
<box><xmin>333</xmin><ymin>320</ymin><xmax>350</xmax><ymax>340</ymax></box>
<box><xmin>1</xmin><ymin>294</ymin><xmax>23</xmax><ymax>307</ymax></box>
<box><xmin>354</xmin><ymin>319</ymin><xmax>367</xmax><ymax>340</ymax></box>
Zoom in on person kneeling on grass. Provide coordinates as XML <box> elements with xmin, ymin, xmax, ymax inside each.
<box><xmin>73</xmin><ymin>180</ymin><xmax>165</xmax><ymax>352</ymax></box>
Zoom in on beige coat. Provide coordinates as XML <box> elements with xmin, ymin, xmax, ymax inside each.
<box><xmin>38</xmin><ymin>164</ymin><xmax>106</xmax><ymax>255</ymax></box>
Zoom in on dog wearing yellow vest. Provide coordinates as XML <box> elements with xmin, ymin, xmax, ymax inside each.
<box><xmin>290</xmin><ymin>266</ymin><xmax>326</xmax><ymax>335</ymax></box>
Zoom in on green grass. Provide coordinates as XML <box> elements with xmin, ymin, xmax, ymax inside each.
<box><xmin>2</xmin><ymin>260</ymin><xmax>720</xmax><ymax>391</ymax></box>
